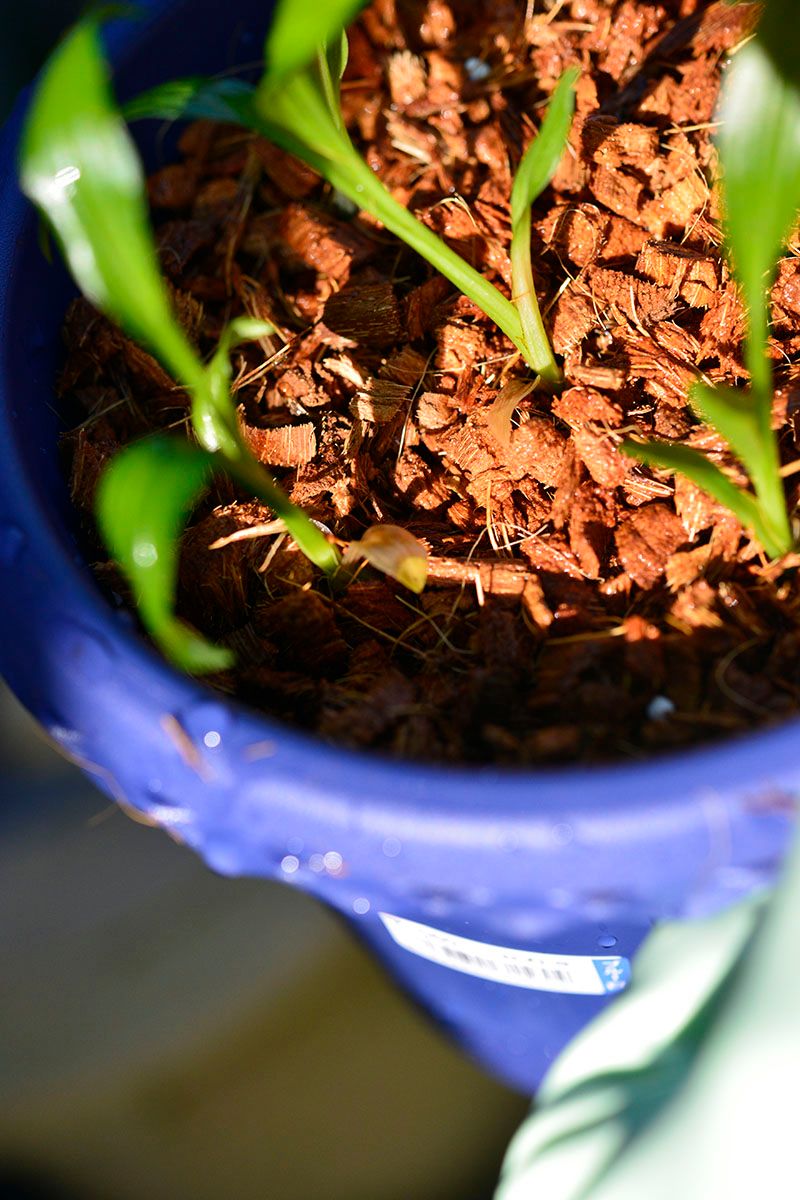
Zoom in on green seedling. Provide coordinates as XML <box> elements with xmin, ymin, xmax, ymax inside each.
<box><xmin>21</xmin><ymin>1</ymin><xmax>573</xmax><ymax>673</ymax></box>
<box><xmin>624</xmin><ymin>10</ymin><xmax>800</xmax><ymax>560</ymax></box>
<box><xmin>126</xmin><ymin>7</ymin><xmax>578</xmax><ymax>384</ymax></box>
<box><xmin>20</xmin><ymin>20</ymin><xmax>350</xmax><ymax>672</ymax></box>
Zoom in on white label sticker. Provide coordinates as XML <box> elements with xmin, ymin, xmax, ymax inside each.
<box><xmin>379</xmin><ymin>912</ymin><xmax>630</xmax><ymax>996</ymax></box>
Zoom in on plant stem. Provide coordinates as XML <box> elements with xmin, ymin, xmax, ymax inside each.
<box><xmin>167</xmin><ymin>329</ymin><xmax>341</xmax><ymax>576</ymax></box>
<box><xmin>744</xmin><ymin>305</ymin><xmax>793</xmax><ymax>554</ymax></box>
<box><xmin>509</xmin><ymin>206</ymin><xmax>561</xmax><ymax>385</ymax></box>
<box><xmin>751</xmin><ymin>392</ymin><xmax>793</xmax><ymax>556</ymax></box>
<box><xmin>226</xmin><ymin>447</ymin><xmax>341</xmax><ymax>573</ymax></box>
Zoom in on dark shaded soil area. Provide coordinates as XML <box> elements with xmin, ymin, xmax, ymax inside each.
<box><xmin>61</xmin><ymin>0</ymin><xmax>800</xmax><ymax>764</ymax></box>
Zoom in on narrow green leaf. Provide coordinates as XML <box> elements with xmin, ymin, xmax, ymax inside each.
<box><xmin>133</xmin><ymin>27</ymin><xmax>534</xmax><ymax>372</ymax></box>
<box><xmin>224</xmin><ymin>451</ymin><xmax>341</xmax><ymax>576</ymax></box>
<box><xmin>689</xmin><ymin>382</ymin><xmax>762</xmax><ymax>473</ymax></box>
<box><xmin>316</xmin><ymin>33</ymin><xmax>349</xmax><ymax>131</ymax></box>
<box><xmin>264</xmin><ymin>0</ymin><xmax>367</xmax><ymax>85</ymax></box>
<box><xmin>510</xmin><ymin>68</ymin><xmax>580</xmax><ymax>229</ymax></box>
<box><xmin>690</xmin><ymin>381</ymin><xmax>791</xmax><ymax>554</ymax></box>
<box><xmin>20</xmin><ymin>21</ymin><xmax>201</xmax><ymax>392</ymax></box>
<box><xmin>509</xmin><ymin>68</ymin><xmax>578</xmax><ymax>383</ymax></box>
<box><xmin>622</xmin><ymin>438</ymin><xmax>784</xmax><ymax>555</ymax></box>
<box><xmin>123</xmin><ymin>76</ymin><xmax>256</xmax><ymax>123</ymax></box>
<box><xmin>96</xmin><ymin>437</ymin><xmax>233</xmax><ymax>674</ymax></box>
<box><xmin>194</xmin><ymin>317</ymin><xmax>274</xmax><ymax>459</ymax></box>
<box><xmin>717</xmin><ymin>35</ymin><xmax>800</xmax><ymax>398</ymax></box>
<box><xmin>325</xmin><ymin>30</ymin><xmax>349</xmax><ymax>87</ymax></box>
<box><xmin>191</xmin><ymin>318</ymin><xmax>341</xmax><ymax>575</ymax></box>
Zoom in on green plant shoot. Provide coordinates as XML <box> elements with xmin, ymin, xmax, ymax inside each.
<box><xmin>20</xmin><ymin>20</ymin><xmax>339</xmax><ymax>671</ymax></box>
<box><xmin>510</xmin><ymin>68</ymin><xmax>579</xmax><ymax>385</ymax></box>
<box><xmin>125</xmin><ymin>2</ymin><xmax>577</xmax><ymax>384</ymax></box>
<box><xmin>624</xmin><ymin>10</ymin><xmax>800</xmax><ymax>559</ymax></box>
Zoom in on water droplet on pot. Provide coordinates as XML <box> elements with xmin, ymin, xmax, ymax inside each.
<box><xmin>145</xmin><ymin>779</ymin><xmax>190</xmax><ymax>823</ymax></box>
<box><xmin>309</xmin><ymin>853</ymin><xmax>325</xmax><ymax>873</ymax></box>
<box><xmin>47</xmin><ymin>722</ymin><xmax>80</xmax><ymax>747</ymax></box>
<box><xmin>179</xmin><ymin>700</ymin><xmax>231</xmax><ymax>750</ymax></box>
<box><xmin>598</xmin><ymin>934</ymin><xmax>618</xmax><ymax>949</ymax></box>
<box><xmin>281</xmin><ymin>854</ymin><xmax>300</xmax><ymax>875</ymax></box>
<box><xmin>323</xmin><ymin>850</ymin><xmax>343</xmax><ymax>874</ymax></box>
<box><xmin>382</xmin><ymin>835</ymin><xmax>402</xmax><ymax>858</ymax></box>
<box><xmin>0</xmin><ymin>523</ymin><xmax>26</xmax><ymax>567</ymax></box>
<box><xmin>149</xmin><ymin>803</ymin><xmax>193</xmax><ymax>829</ymax></box>
<box><xmin>353</xmin><ymin>897</ymin><xmax>370</xmax><ymax>915</ymax></box>
<box><xmin>286</xmin><ymin>836</ymin><xmax>304</xmax><ymax>855</ymax></box>
<box><xmin>552</xmin><ymin>822</ymin><xmax>574</xmax><ymax>846</ymax></box>
<box><xmin>498</xmin><ymin>831</ymin><xmax>520</xmax><ymax>852</ymax></box>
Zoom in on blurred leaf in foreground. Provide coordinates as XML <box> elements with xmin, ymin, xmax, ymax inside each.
<box><xmin>495</xmin><ymin>827</ymin><xmax>800</xmax><ymax>1199</ymax></box>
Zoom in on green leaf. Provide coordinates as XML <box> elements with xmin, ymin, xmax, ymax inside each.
<box><xmin>690</xmin><ymin>381</ymin><xmax>791</xmax><ymax>554</ymax></box>
<box><xmin>689</xmin><ymin>382</ymin><xmax>762</xmax><ymax>473</ymax></box>
<box><xmin>497</xmin><ymin>822</ymin><xmax>800</xmax><ymax>1200</ymax></box>
<box><xmin>510</xmin><ymin>68</ymin><xmax>580</xmax><ymax>229</ymax></box>
<box><xmin>123</xmin><ymin>76</ymin><xmax>256</xmax><ymax>123</ymax></box>
<box><xmin>509</xmin><ymin>68</ymin><xmax>578</xmax><ymax>383</ymax></box>
<box><xmin>621</xmin><ymin>437</ymin><xmax>785</xmax><ymax>556</ymax></box>
<box><xmin>495</xmin><ymin>891</ymin><xmax>768</xmax><ymax>1200</ymax></box>
<box><xmin>324</xmin><ymin>30</ymin><xmax>349</xmax><ymax>88</ymax></box>
<box><xmin>717</xmin><ymin>34</ymin><xmax>800</xmax><ymax>398</ymax></box>
<box><xmin>22</xmin><ymin>22</ymin><xmax>340</xmax><ymax>583</ymax></box>
<box><xmin>96</xmin><ymin>437</ymin><xmax>233</xmax><ymax>674</ymax></box>
<box><xmin>316</xmin><ymin>33</ymin><xmax>349</xmax><ymax>132</ymax></box>
<box><xmin>19</xmin><ymin>21</ymin><xmax>201</xmax><ymax>392</ymax></box>
<box><xmin>264</xmin><ymin>0</ymin><xmax>367</xmax><ymax>86</ymax></box>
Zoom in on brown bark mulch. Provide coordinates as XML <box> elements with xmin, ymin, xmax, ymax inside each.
<box><xmin>60</xmin><ymin>0</ymin><xmax>800</xmax><ymax>765</ymax></box>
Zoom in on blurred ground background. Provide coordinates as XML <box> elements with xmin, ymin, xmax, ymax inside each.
<box><xmin>0</xmin><ymin>7</ymin><xmax>528</xmax><ymax>1199</ymax></box>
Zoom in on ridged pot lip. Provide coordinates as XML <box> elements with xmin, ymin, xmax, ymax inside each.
<box><xmin>2</xmin><ymin>1</ymin><xmax>799</xmax><ymax>826</ymax></box>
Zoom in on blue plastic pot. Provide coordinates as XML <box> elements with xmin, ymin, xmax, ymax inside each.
<box><xmin>0</xmin><ymin>0</ymin><xmax>796</xmax><ymax>1095</ymax></box>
